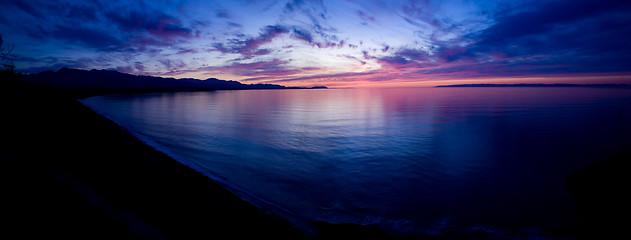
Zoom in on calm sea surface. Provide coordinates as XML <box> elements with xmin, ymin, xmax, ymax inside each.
<box><xmin>81</xmin><ymin>87</ymin><xmax>631</xmax><ymax>238</ymax></box>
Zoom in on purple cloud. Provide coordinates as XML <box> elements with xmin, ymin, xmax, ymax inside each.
<box><xmin>105</xmin><ymin>9</ymin><xmax>194</xmax><ymax>42</ymax></box>
<box><xmin>219</xmin><ymin>59</ymin><xmax>308</xmax><ymax>77</ymax></box>
<box><xmin>453</xmin><ymin>0</ymin><xmax>631</xmax><ymax>73</ymax></box>
<box><xmin>357</xmin><ymin>10</ymin><xmax>376</xmax><ymax>24</ymax></box>
<box><xmin>9</xmin><ymin>1</ymin><xmax>44</xmax><ymax>18</ymax></box>
<box><xmin>212</xmin><ymin>25</ymin><xmax>289</xmax><ymax>57</ymax></box>
<box><xmin>2</xmin><ymin>0</ymin><xmax>630</xmax><ymax>86</ymax></box>
<box><xmin>259</xmin><ymin>70</ymin><xmax>375</xmax><ymax>84</ymax></box>
<box><xmin>51</xmin><ymin>25</ymin><xmax>122</xmax><ymax>50</ymax></box>
<box><xmin>212</xmin><ymin>24</ymin><xmax>349</xmax><ymax>58</ymax></box>
<box><xmin>368</xmin><ymin>47</ymin><xmax>436</xmax><ymax>70</ymax></box>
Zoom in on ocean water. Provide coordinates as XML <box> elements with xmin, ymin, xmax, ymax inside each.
<box><xmin>80</xmin><ymin>87</ymin><xmax>631</xmax><ymax>238</ymax></box>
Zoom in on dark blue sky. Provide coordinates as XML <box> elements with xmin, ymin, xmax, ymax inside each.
<box><xmin>1</xmin><ymin>0</ymin><xmax>630</xmax><ymax>87</ymax></box>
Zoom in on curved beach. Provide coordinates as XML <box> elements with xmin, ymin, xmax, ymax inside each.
<box><xmin>1</xmin><ymin>86</ymin><xmax>309</xmax><ymax>239</ymax></box>
<box><xmin>1</xmin><ymin>82</ymin><xmax>412</xmax><ymax>239</ymax></box>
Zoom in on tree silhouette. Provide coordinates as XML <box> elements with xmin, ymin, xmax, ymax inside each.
<box><xmin>1</xmin><ymin>34</ymin><xmax>16</xmax><ymax>72</ymax></box>
<box><xmin>1</xmin><ymin>34</ymin><xmax>21</xmax><ymax>84</ymax></box>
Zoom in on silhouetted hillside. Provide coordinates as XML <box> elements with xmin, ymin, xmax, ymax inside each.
<box><xmin>22</xmin><ymin>68</ymin><xmax>324</xmax><ymax>97</ymax></box>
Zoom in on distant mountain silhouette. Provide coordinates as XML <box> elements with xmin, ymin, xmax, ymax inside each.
<box><xmin>22</xmin><ymin>68</ymin><xmax>324</xmax><ymax>97</ymax></box>
<box><xmin>435</xmin><ymin>83</ymin><xmax>631</xmax><ymax>88</ymax></box>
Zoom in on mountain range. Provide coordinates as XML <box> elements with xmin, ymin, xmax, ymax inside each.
<box><xmin>22</xmin><ymin>68</ymin><xmax>325</xmax><ymax>97</ymax></box>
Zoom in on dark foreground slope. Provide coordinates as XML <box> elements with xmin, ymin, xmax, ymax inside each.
<box><xmin>0</xmin><ymin>79</ymin><xmax>308</xmax><ymax>239</ymax></box>
<box><xmin>0</xmin><ymin>77</ymin><xmax>402</xmax><ymax>239</ymax></box>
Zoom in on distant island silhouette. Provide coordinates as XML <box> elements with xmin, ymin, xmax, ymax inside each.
<box><xmin>22</xmin><ymin>68</ymin><xmax>326</xmax><ymax>97</ymax></box>
<box><xmin>435</xmin><ymin>83</ymin><xmax>631</xmax><ymax>88</ymax></box>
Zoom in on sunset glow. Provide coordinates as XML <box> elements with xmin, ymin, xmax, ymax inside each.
<box><xmin>2</xmin><ymin>0</ymin><xmax>630</xmax><ymax>87</ymax></box>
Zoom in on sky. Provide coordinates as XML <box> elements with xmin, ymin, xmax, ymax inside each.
<box><xmin>1</xmin><ymin>0</ymin><xmax>631</xmax><ymax>88</ymax></box>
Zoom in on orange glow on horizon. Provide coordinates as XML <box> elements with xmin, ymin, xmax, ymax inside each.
<box><xmin>163</xmin><ymin>68</ymin><xmax>631</xmax><ymax>89</ymax></box>
<box><xmin>261</xmin><ymin>74</ymin><xmax>631</xmax><ymax>88</ymax></box>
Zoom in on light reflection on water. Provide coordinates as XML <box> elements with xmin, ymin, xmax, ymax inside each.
<box><xmin>81</xmin><ymin>87</ymin><xmax>631</xmax><ymax>237</ymax></box>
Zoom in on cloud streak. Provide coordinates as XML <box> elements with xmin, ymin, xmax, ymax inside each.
<box><xmin>0</xmin><ymin>0</ymin><xmax>629</xmax><ymax>87</ymax></box>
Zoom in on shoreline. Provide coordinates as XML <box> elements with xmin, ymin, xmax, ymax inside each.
<box><xmin>1</xmin><ymin>87</ymin><xmax>308</xmax><ymax>239</ymax></box>
<box><xmin>1</xmin><ymin>85</ymin><xmax>408</xmax><ymax>239</ymax></box>
<box><xmin>78</xmin><ymin>95</ymin><xmax>318</xmax><ymax>235</ymax></box>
